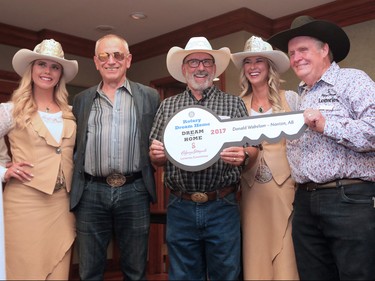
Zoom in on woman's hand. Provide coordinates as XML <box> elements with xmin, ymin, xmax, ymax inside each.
<box><xmin>220</xmin><ymin>146</ymin><xmax>247</xmax><ymax>166</ymax></box>
<box><xmin>4</xmin><ymin>161</ymin><xmax>34</xmax><ymax>182</ymax></box>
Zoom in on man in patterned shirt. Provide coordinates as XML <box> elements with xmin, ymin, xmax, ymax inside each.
<box><xmin>268</xmin><ymin>15</ymin><xmax>375</xmax><ymax>280</ymax></box>
<box><xmin>149</xmin><ymin>37</ymin><xmax>248</xmax><ymax>280</ymax></box>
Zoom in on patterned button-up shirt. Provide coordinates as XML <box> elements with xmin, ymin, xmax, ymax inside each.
<box><xmin>287</xmin><ymin>62</ymin><xmax>375</xmax><ymax>183</ymax></box>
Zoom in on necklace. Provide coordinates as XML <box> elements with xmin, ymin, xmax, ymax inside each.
<box><xmin>252</xmin><ymin>102</ymin><xmax>265</xmax><ymax>113</ymax></box>
<box><xmin>39</xmin><ymin>101</ymin><xmax>54</xmax><ymax>113</ymax></box>
<box><xmin>252</xmin><ymin>98</ymin><xmax>267</xmax><ymax>113</ymax></box>
<box><xmin>249</xmin><ymin>95</ymin><xmax>268</xmax><ymax>113</ymax></box>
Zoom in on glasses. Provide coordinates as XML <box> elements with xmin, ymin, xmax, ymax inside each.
<box><xmin>97</xmin><ymin>52</ymin><xmax>127</xmax><ymax>62</ymax></box>
<box><xmin>184</xmin><ymin>58</ymin><xmax>215</xmax><ymax>68</ymax></box>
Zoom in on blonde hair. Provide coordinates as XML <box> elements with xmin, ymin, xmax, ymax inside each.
<box><xmin>239</xmin><ymin>58</ymin><xmax>284</xmax><ymax>113</ymax></box>
<box><xmin>11</xmin><ymin>61</ymin><xmax>71</xmax><ymax>129</ymax></box>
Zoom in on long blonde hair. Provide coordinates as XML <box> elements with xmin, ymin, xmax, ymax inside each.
<box><xmin>10</xmin><ymin>61</ymin><xmax>71</xmax><ymax>129</ymax></box>
<box><xmin>239</xmin><ymin>58</ymin><xmax>284</xmax><ymax>113</ymax></box>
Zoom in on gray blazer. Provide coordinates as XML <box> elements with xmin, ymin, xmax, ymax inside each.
<box><xmin>70</xmin><ymin>80</ymin><xmax>160</xmax><ymax>210</ymax></box>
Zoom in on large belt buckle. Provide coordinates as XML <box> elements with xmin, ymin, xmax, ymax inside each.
<box><xmin>191</xmin><ymin>192</ymin><xmax>208</xmax><ymax>203</ymax></box>
<box><xmin>106</xmin><ymin>173</ymin><xmax>126</xmax><ymax>187</ymax></box>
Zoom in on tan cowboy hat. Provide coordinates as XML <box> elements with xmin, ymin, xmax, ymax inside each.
<box><xmin>267</xmin><ymin>15</ymin><xmax>350</xmax><ymax>63</ymax></box>
<box><xmin>12</xmin><ymin>39</ymin><xmax>79</xmax><ymax>83</ymax></box>
<box><xmin>166</xmin><ymin>37</ymin><xmax>231</xmax><ymax>83</ymax></box>
<box><xmin>231</xmin><ymin>36</ymin><xmax>290</xmax><ymax>73</ymax></box>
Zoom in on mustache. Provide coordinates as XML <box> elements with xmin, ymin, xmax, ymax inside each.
<box><xmin>194</xmin><ymin>70</ymin><xmax>209</xmax><ymax>76</ymax></box>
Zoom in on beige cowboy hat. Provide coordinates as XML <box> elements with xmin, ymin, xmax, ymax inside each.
<box><xmin>231</xmin><ymin>36</ymin><xmax>290</xmax><ymax>73</ymax></box>
<box><xmin>267</xmin><ymin>15</ymin><xmax>350</xmax><ymax>63</ymax></box>
<box><xmin>166</xmin><ymin>36</ymin><xmax>231</xmax><ymax>83</ymax></box>
<box><xmin>12</xmin><ymin>39</ymin><xmax>79</xmax><ymax>83</ymax></box>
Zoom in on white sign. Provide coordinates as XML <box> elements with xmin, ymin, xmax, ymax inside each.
<box><xmin>163</xmin><ymin>105</ymin><xmax>307</xmax><ymax>171</ymax></box>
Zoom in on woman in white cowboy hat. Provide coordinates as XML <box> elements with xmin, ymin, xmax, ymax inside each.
<box><xmin>231</xmin><ymin>36</ymin><xmax>300</xmax><ymax>280</ymax></box>
<box><xmin>0</xmin><ymin>39</ymin><xmax>78</xmax><ymax>280</ymax></box>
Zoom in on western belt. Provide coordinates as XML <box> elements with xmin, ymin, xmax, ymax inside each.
<box><xmin>84</xmin><ymin>171</ymin><xmax>142</xmax><ymax>187</ymax></box>
<box><xmin>170</xmin><ymin>186</ymin><xmax>237</xmax><ymax>203</ymax></box>
<box><xmin>298</xmin><ymin>179</ymin><xmax>367</xmax><ymax>191</ymax></box>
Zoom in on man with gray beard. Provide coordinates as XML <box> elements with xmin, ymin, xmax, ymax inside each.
<box><xmin>149</xmin><ymin>37</ymin><xmax>248</xmax><ymax>280</ymax></box>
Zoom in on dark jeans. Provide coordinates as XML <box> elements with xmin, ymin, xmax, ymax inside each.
<box><xmin>74</xmin><ymin>178</ymin><xmax>150</xmax><ymax>280</ymax></box>
<box><xmin>292</xmin><ymin>182</ymin><xmax>375</xmax><ymax>280</ymax></box>
<box><xmin>166</xmin><ymin>192</ymin><xmax>241</xmax><ymax>281</ymax></box>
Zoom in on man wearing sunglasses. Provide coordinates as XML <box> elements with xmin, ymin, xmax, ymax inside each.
<box><xmin>149</xmin><ymin>37</ymin><xmax>248</xmax><ymax>280</ymax></box>
<box><xmin>71</xmin><ymin>34</ymin><xmax>160</xmax><ymax>280</ymax></box>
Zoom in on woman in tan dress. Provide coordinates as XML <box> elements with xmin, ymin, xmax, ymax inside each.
<box><xmin>0</xmin><ymin>39</ymin><xmax>78</xmax><ymax>280</ymax></box>
<box><xmin>231</xmin><ymin>36</ymin><xmax>299</xmax><ymax>280</ymax></box>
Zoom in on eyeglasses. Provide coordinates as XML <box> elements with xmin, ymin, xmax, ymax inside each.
<box><xmin>97</xmin><ymin>52</ymin><xmax>127</xmax><ymax>62</ymax></box>
<box><xmin>184</xmin><ymin>58</ymin><xmax>215</xmax><ymax>68</ymax></box>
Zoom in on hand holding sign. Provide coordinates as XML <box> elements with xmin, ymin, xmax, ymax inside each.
<box><xmin>162</xmin><ymin>105</ymin><xmax>307</xmax><ymax>172</ymax></box>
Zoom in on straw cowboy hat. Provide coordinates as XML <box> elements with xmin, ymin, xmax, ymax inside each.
<box><xmin>231</xmin><ymin>36</ymin><xmax>290</xmax><ymax>73</ymax></box>
<box><xmin>12</xmin><ymin>39</ymin><xmax>79</xmax><ymax>82</ymax></box>
<box><xmin>267</xmin><ymin>15</ymin><xmax>350</xmax><ymax>63</ymax></box>
<box><xmin>166</xmin><ymin>37</ymin><xmax>231</xmax><ymax>83</ymax></box>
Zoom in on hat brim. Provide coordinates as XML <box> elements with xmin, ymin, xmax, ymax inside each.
<box><xmin>12</xmin><ymin>49</ymin><xmax>79</xmax><ymax>83</ymax></box>
<box><xmin>231</xmin><ymin>50</ymin><xmax>290</xmax><ymax>73</ymax></box>
<box><xmin>267</xmin><ymin>20</ymin><xmax>350</xmax><ymax>63</ymax></box>
<box><xmin>166</xmin><ymin>47</ymin><xmax>231</xmax><ymax>83</ymax></box>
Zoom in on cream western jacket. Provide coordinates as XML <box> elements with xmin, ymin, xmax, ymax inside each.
<box><xmin>241</xmin><ymin>91</ymin><xmax>292</xmax><ymax>188</ymax></box>
<box><xmin>7</xmin><ymin>110</ymin><xmax>76</xmax><ymax>194</ymax></box>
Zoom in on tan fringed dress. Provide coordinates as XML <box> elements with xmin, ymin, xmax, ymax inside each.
<box><xmin>240</xmin><ymin>91</ymin><xmax>299</xmax><ymax>280</ymax></box>
<box><xmin>3</xmin><ymin>110</ymin><xmax>76</xmax><ymax>280</ymax></box>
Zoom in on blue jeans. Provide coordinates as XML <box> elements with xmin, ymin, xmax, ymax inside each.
<box><xmin>292</xmin><ymin>182</ymin><xmax>375</xmax><ymax>280</ymax></box>
<box><xmin>166</xmin><ymin>192</ymin><xmax>241</xmax><ymax>281</ymax></box>
<box><xmin>74</xmin><ymin>178</ymin><xmax>150</xmax><ymax>280</ymax></box>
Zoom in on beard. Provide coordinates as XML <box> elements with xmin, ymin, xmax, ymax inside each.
<box><xmin>185</xmin><ymin>70</ymin><xmax>215</xmax><ymax>92</ymax></box>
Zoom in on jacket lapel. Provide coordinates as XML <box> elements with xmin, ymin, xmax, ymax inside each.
<box><xmin>30</xmin><ymin>112</ymin><xmax>59</xmax><ymax>147</ymax></box>
<box><xmin>30</xmin><ymin>111</ymin><xmax>76</xmax><ymax>147</ymax></box>
<box><xmin>129</xmin><ymin>80</ymin><xmax>143</xmax><ymax>125</ymax></box>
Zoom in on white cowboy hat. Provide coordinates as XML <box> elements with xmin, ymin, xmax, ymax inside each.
<box><xmin>231</xmin><ymin>36</ymin><xmax>290</xmax><ymax>73</ymax></box>
<box><xmin>12</xmin><ymin>39</ymin><xmax>79</xmax><ymax>83</ymax></box>
<box><xmin>166</xmin><ymin>37</ymin><xmax>231</xmax><ymax>83</ymax></box>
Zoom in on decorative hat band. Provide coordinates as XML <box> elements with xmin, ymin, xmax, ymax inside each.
<box><xmin>34</xmin><ymin>39</ymin><xmax>65</xmax><ymax>59</ymax></box>
<box><xmin>244</xmin><ymin>36</ymin><xmax>273</xmax><ymax>52</ymax></box>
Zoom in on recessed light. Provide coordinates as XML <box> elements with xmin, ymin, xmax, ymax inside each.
<box><xmin>130</xmin><ymin>12</ymin><xmax>147</xmax><ymax>20</ymax></box>
<box><xmin>95</xmin><ymin>25</ymin><xmax>114</xmax><ymax>32</ymax></box>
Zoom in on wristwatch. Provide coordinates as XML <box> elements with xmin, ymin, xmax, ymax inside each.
<box><xmin>242</xmin><ymin>150</ymin><xmax>250</xmax><ymax>167</ymax></box>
